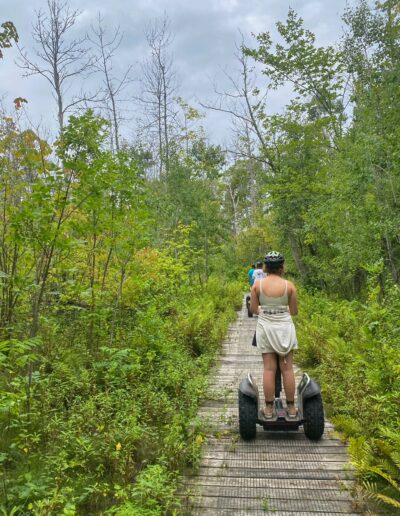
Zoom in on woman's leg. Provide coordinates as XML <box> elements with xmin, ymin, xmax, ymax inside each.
<box><xmin>262</xmin><ymin>352</ymin><xmax>278</xmax><ymax>402</ymax></box>
<box><xmin>279</xmin><ymin>352</ymin><xmax>296</xmax><ymax>415</ymax></box>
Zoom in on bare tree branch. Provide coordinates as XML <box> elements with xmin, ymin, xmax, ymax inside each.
<box><xmin>200</xmin><ymin>35</ymin><xmax>277</xmax><ymax>172</ymax></box>
<box><xmin>135</xmin><ymin>14</ymin><xmax>179</xmax><ymax>175</ymax></box>
<box><xmin>17</xmin><ymin>0</ymin><xmax>95</xmax><ymax>133</ymax></box>
<box><xmin>88</xmin><ymin>14</ymin><xmax>134</xmax><ymax>152</ymax></box>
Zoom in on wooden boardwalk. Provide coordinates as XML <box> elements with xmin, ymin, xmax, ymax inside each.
<box><xmin>182</xmin><ymin>297</ymin><xmax>363</xmax><ymax>515</ymax></box>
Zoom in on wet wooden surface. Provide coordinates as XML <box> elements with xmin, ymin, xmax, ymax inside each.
<box><xmin>182</xmin><ymin>296</ymin><xmax>363</xmax><ymax>515</ymax></box>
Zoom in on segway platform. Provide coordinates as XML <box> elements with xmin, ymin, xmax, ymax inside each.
<box><xmin>258</xmin><ymin>398</ymin><xmax>301</xmax><ymax>431</ymax></box>
<box><xmin>238</xmin><ymin>372</ymin><xmax>324</xmax><ymax>440</ymax></box>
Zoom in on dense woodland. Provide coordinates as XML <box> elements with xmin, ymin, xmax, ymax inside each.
<box><xmin>1</xmin><ymin>0</ymin><xmax>400</xmax><ymax>514</ymax></box>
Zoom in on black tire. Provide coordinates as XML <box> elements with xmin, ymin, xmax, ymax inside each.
<box><xmin>303</xmin><ymin>395</ymin><xmax>325</xmax><ymax>440</ymax></box>
<box><xmin>246</xmin><ymin>296</ymin><xmax>253</xmax><ymax>318</ymax></box>
<box><xmin>238</xmin><ymin>390</ymin><xmax>257</xmax><ymax>440</ymax></box>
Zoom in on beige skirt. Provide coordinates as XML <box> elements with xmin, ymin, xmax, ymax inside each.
<box><xmin>256</xmin><ymin>311</ymin><xmax>298</xmax><ymax>355</ymax></box>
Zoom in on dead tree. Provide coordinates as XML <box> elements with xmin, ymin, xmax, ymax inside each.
<box><xmin>89</xmin><ymin>15</ymin><xmax>133</xmax><ymax>153</ymax></box>
<box><xmin>17</xmin><ymin>0</ymin><xmax>94</xmax><ymax>133</ymax></box>
<box><xmin>200</xmin><ymin>37</ymin><xmax>277</xmax><ymax>172</ymax></box>
<box><xmin>137</xmin><ymin>15</ymin><xmax>178</xmax><ymax>176</ymax></box>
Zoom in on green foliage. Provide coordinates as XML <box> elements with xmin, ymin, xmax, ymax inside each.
<box><xmin>239</xmin><ymin>2</ymin><xmax>400</xmax><ymax>295</ymax></box>
<box><xmin>111</xmin><ymin>464</ymin><xmax>180</xmax><ymax>515</ymax></box>
<box><xmin>296</xmin><ymin>278</ymin><xmax>400</xmax><ymax>511</ymax></box>
<box><xmin>0</xmin><ymin>111</ymin><xmax>242</xmax><ymax>513</ymax></box>
<box><xmin>350</xmin><ymin>431</ymin><xmax>400</xmax><ymax>513</ymax></box>
<box><xmin>0</xmin><ymin>21</ymin><xmax>18</xmax><ymax>59</ymax></box>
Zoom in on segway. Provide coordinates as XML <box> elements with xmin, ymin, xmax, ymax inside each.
<box><xmin>238</xmin><ymin>366</ymin><xmax>324</xmax><ymax>440</ymax></box>
<box><xmin>246</xmin><ymin>295</ymin><xmax>253</xmax><ymax>317</ymax></box>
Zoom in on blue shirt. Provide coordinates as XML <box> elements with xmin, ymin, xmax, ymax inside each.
<box><xmin>248</xmin><ymin>268</ymin><xmax>255</xmax><ymax>286</ymax></box>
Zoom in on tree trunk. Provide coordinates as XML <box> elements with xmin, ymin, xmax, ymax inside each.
<box><xmin>288</xmin><ymin>233</ymin><xmax>309</xmax><ymax>279</ymax></box>
<box><xmin>384</xmin><ymin>234</ymin><xmax>399</xmax><ymax>283</ymax></box>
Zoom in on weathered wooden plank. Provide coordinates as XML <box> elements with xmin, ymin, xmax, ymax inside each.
<box><xmin>205</xmin><ymin>436</ymin><xmax>346</xmax><ymax>447</ymax></box>
<box><xmin>201</xmin><ymin>449</ymin><xmax>349</xmax><ymax>459</ymax></box>
<box><xmin>189</xmin><ymin>495</ymin><xmax>358</xmax><ymax>512</ymax></box>
<box><xmin>184</xmin><ymin>485</ymin><xmax>354</xmax><ymax>501</ymax></box>
<box><xmin>191</xmin><ymin>465</ymin><xmax>353</xmax><ymax>481</ymax></box>
<box><xmin>190</xmin><ymin>511</ymin><xmax>352</xmax><ymax>516</ymax></box>
<box><xmin>201</xmin><ymin>458</ymin><xmax>350</xmax><ymax>471</ymax></box>
<box><xmin>201</xmin><ymin>451</ymin><xmax>350</xmax><ymax>462</ymax></box>
<box><xmin>184</xmin><ymin>476</ymin><xmax>355</xmax><ymax>490</ymax></box>
<box><xmin>200</xmin><ymin>442</ymin><xmax>348</xmax><ymax>452</ymax></box>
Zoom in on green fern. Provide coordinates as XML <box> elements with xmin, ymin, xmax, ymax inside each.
<box><xmin>364</xmin><ymin>466</ymin><xmax>400</xmax><ymax>507</ymax></box>
<box><xmin>350</xmin><ymin>433</ymin><xmax>400</xmax><ymax>513</ymax></box>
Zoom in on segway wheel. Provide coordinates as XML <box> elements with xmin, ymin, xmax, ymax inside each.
<box><xmin>303</xmin><ymin>395</ymin><xmax>324</xmax><ymax>440</ymax></box>
<box><xmin>246</xmin><ymin>296</ymin><xmax>253</xmax><ymax>318</ymax></box>
<box><xmin>238</xmin><ymin>390</ymin><xmax>257</xmax><ymax>440</ymax></box>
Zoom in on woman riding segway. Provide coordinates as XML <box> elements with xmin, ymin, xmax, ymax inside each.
<box><xmin>250</xmin><ymin>251</ymin><xmax>298</xmax><ymax>419</ymax></box>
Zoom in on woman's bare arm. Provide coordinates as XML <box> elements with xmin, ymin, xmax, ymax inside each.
<box><xmin>250</xmin><ymin>281</ymin><xmax>260</xmax><ymax>315</ymax></box>
<box><xmin>288</xmin><ymin>282</ymin><xmax>298</xmax><ymax>315</ymax></box>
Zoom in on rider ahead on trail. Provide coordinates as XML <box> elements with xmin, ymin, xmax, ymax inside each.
<box><xmin>248</xmin><ymin>263</ymin><xmax>255</xmax><ymax>287</ymax></box>
<box><xmin>250</xmin><ymin>251</ymin><xmax>298</xmax><ymax>419</ymax></box>
<box><xmin>251</xmin><ymin>261</ymin><xmax>266</xmax><ymax>283</ymax></box>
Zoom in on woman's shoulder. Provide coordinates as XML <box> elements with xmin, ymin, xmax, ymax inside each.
<box><xmin>286</xmin><ymin>279</ymin><xmax>297</xmax><ymax>292</ymax></box>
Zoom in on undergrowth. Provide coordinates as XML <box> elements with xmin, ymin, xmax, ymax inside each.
<box><xmin>0</xmin><ymin>255</ymin><xmax>243</xmax><ymax>515</ymax></box>
<box><xmin>296</xmin><ymin>278</ymin><xmax>400</xmax><ymax>514</ymax></box>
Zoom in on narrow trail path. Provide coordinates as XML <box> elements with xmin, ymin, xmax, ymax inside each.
<box><xmin>183</xmin><ymin>296</ymin><xmax>363</xmax><ymax>515</ymax></box>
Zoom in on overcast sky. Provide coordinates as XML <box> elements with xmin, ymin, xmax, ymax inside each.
<box><xmin>1</xmin><ymin>0</ymin><xmax>355</xmax><ymax>145</ymax></box>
